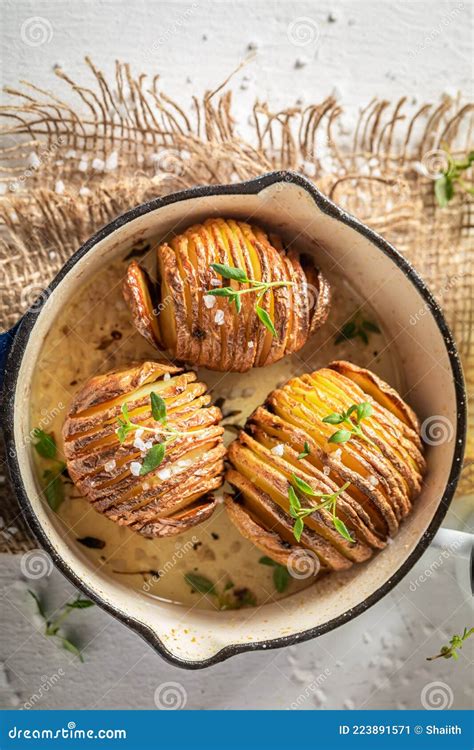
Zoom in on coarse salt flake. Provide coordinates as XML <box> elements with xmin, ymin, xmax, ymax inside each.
<box><xmin>203</xmin><ymin>294</ymin><xmax>216</xmax><ymax>309</ymax></box>
<box><xmin>210</xmin><ymin>278</ymin><xmax>221</xmax><ymax>287</ymax></box>
<box><xmin>157</xmin><ymin>467</ymin><xmax>171</xmax><ymax>481</ymax></box>
<box><xmin>133</xmin><ymin>436</ymin><xmax>148</xmax><ymax>452</ymax></box>
<box><xmin>333</xmin><ymin>448</ymin><xmax>342</xmax><ymax>460</ymax></box>
<box><xmin>214</xmin><ymin>309</ymin><xmax>225</xmax><ymax>325</ymax></box>
<box><xmin>163</xmin><ymin>372</ymin><xmax>171</xmax><ymax>381</ymax></box>
<box><xmin>104</xmin><ymin>459</ymin><xmax>116</xmax><ymax>472</ymax></box>
<box><xmin>323</xmin><ymin>465</ymin><xmax>330</xmax><ymax>476</ymax></box>
<box><xmin>368</xmin><ymin>475</ymin><xmax>379</xmax><ymax>487</ymax></box>
<box><xmin>248</xmin><ymin>341</ymin><xmax>254</xmax><ymax>348</ymax></box>
<box><xmin>135</xmin><ymin>428</ymin><xmax>144</xmax><ymax>439</ymax></box>
<box><xmin>130</xmin><ymin>461</ymin><xmax>142</xmax><ymax>476</ymax></box>
<box><xmin>271</xmin><ymin>443</ymin><xmax>284</xmax><ymax>456</ymax></box>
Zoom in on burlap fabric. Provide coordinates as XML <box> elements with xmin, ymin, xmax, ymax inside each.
<box><xmin>0</xmin><ymin>59</ymin><xmax>472</xmax><ymax>552</ymax></box>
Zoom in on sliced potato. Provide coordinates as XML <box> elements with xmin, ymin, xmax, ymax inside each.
<box><xmin>225</xmin><ymin>360</ymin><xmax>426</xmax><ymax>576</ymax></box>
<box><xmin>123</xmin><ymin>218</ymin><xmax>331</xmax><ymax>371</ymax></box>
<box><xmin>63</xmin><ymin>361</ymin><xmax>225</xmax><ymax>538</ymax></box>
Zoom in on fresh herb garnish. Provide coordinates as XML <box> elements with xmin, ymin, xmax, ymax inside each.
<box><xmin>432</xmin><ymin>149</ymin><xmax>474</xmax><ymax>208</ymax></box>
<box><xmin>115</xmin><ymin>390</ymin><xmax>208</xmax><ymax>477</ymax></box>
<box><xmin>206</xmin><ymin>262</ymin><xmax>293</xmax><ymax>338</ymax></box>
<box><xmin>297</xmin><ymin>441</ymin><xmax>311</xmax><ymax>460</ymax></box>
<box><xmin>335</xmin><ymin>313</ymin><xmax>381</xmax><ymax>345</ymax></box>
<box><xmin>184</xmin><ymin>572</ymin><xmax>257</xmax><ymax>610</ymax></box>
<box><xmin>322</xmin><ymin>402</ymin><xmax>373</xmax><ymax>446</ymax></box>
<box><xmin>288</xmin><ymin>477</ymin><xmax>353</xmax><ymax>542</ymax></box>
<box><xmin>259</xmin><ymin>556</ymin><xmax>291</xmax><ymax>593</ymax></box>
<box><xmin>32</xmin><ymin>428</ymin><xmax>66</xmax><ymax>511</ymax></box>
<box><xmin>28</xmin><ymin>591</ymin><xmax>94</xmax><ymax>662</ymax></box>
<box><xmin>427</xmin><ymin>627</ymin><xmax>474</xmax><ymax>661</ymax></box>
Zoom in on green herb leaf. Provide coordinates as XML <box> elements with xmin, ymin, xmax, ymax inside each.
<box><xmin>333</xmin><ymin>517</ymin><xmax>354</xmax><ymax>543</ymax></box>
<box><xmin>42</xmin><ymin>468</ymin><xmax>65</xmax><ymax>511</ymax></box>
<box><xmin>62</xmin><ymin>638</ymin><xmax>84</xmax><ymax>662</ymax></box>
<box><xmin>66</xmin><ymin>598</ymin><xmax>95</xmax><ymax>609</ymax></box>
<box><xmin>210</xmin><ymin>263</ymin><xmax>249</xmax><ymax>283</ymax></box>
<box><xmin>322</xmin><ymin>413</ymin><xmax>344</xmax><ymax>425</ymax></box>
<box><xmin>356</xmin><ymin>402</ymin><xmax>373</xmax><ymax>422</ymax></box>
<box><xmin>224</xmin><ymin>580</ymin><xmax>235</xmax><ymax>591</ymax></box>
<box><xmin>273</xmin><ymin>564</ymin><xmax>291</xmax><ymax>593</ymax></box>
<box><xmin>328</xmin><ymin>429</ymin><xmax>352</xmax><ymax>444</ymax></box>
<box><xmin>288</xmin><ymin>485</ymin><xmax>301</xmax><ymax>517</ymax></box>
<box><xmin>28</xmin><ymin>589</ymin><xmax>47</xmax><ymax>619</ymax></box>
<box><xmin>297</xmin><ymin>441</ymin><xmax>311</xmax><ymax>460</ymax></box>
<box><xmin>435</xmin><ymin>174</ymin><xmax>454</xmax><ymax>208</ymax></box>
<box><xmin>32</xmin><ymin>429</ymin><xmax>57</xmax><ymax>459</ymax></box>
<box><xmin>234</xmin><ymin>294</ymin><xmax>242</xmax><ymax>314</ymax></box>
<box><xmin>362</xmin><ymin>320</ymin><xmax>381</xmax><ymax>333</ymax></box>
<box><xmin>140</xmin><ymin>443</ymin><xmax>165</xmax><ymax>475</ymax></box>
<box><xmin>357</xmin><ymin>328</ymin><xmax>369</xmax><ymax>345</ymax></box>
<box><xmin>255</xmin><ymin>305</ymin><xmax>277</xmax><ymax>337</ymax></box>
<box><xmin>184</xmin><ymin>572</ymin><xmax>216</xmax><ymax>595</ymax></box>
<box><xmin>150</xmin><ymin>391</ymin><xmax>167</xmax><ymax>423</ymax></box>
<box><xmin>293</xmin><ymin>517</ymin><xmax>304</xmax><ymax>542</ymax></box>
<box><xmin>205</xmin><ymin>286</ymin><xmax>236</xmax><ymax>297</ymax></box>
<box><xmin>259</xmin><ymin>556</ymin><xmax>277</xmax><ymax>567</ymax></box>
<box><xmin>335</xmin><ymin>321</ymin><xmax>357</xmax><ymax>343</ymax></box>
<box><xmin>427</xmin><ymin>627</ymin><xmax>474</xmax><ymax>661</ymax></box>
<box><xmin>291</xmin><ymin>473</ymin><xmax>316</xmax><ymax>495</ymax></box>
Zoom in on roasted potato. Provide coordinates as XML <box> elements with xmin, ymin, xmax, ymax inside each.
<box><xmin>63</xmin><ymin>361</ymin><xmax>226</xmax><ymax>538</ymax></box>
<box><xmin>225</xmin><ymin>360</ymin><xmax>426</xmax><ymax>576</ymax></box>
<box><xmin>123</xmin><ymin>218</ymin><xmax>330</xmax><ymax>372</ymax></box>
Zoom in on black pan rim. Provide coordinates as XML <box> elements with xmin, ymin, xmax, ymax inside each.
<box><xmin>1</xmin><ymin>170</ymin><xmax>467</xmax><ymax>670</ymax></box>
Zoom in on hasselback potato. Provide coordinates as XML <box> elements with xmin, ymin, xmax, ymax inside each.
<box><xmin>225</xmin><ymin>361</ymin><xmax>426</xmax><ymax>574</ymax></box>
<box><xmin>123</xmin><ymin>218</ymin><xmax>330</xmax><ymax>372</ymax></box>
<box><xmin>63</xmin><ymin>361</ymin><xmax>225</xmax><ymax>538</ymax></box>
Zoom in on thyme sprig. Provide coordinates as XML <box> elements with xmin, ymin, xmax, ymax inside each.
<box><xmin>28</xmin><ymin>590</ymin><xmax>94</xmax><ymax>662</ymax></box>
<box><xmin>322</xmin><ymin>402</ymin><xmax>374</xmax><ymax>446</ymax></box>
<box><xmin>115</xmin><ymin>392</ymin><xmax>207</xmax><ymax>476</ymax></box>
<box><xmin>334</xmin><ymin>312</ymin><xmax>381</xmax><ymax>345</ymax></box>
<box><xmin>288</xmin><ymin>476</ymin><xmax>353</xmax><ymax>542</ymax></box>
<box><xmin>259</xmin><ymin>556</ymin><xmax>291</xmax><ymax>593</ymax></box>
<box><xmin>184</xmin><ymin>572</ymin><xmax>257</xmax><ymax>609</ymax></box>
<box><xmin>427</xmin><ymin>627</ymin><xmax>474</xmax><ymax>662</ymax></box>
<box><xmin>32</xmin><ymin>429</ymin><xmax>67</xmax><ymax>511</ymax></box>
<box><xmin>205</xmin><ymin>262</ymin><xmax>294</xmax><ymax>338</ymax></box>
<box><xmin>433</xmin><ymin>148</ymin><xmax>474</xmax><ymax>208</ymax></box>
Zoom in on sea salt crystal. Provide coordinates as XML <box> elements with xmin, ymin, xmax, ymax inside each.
<box><xmin>135</xmin><ymin>428</ymin><xmax>144</xmax><ymax>439</ymax></box>
<box><xmin>248</xmin><ymin>341</ymin><xmax>254</xmax><ymax>348</ymax></box>
<box><xmin>163</xmin><ymin>372</ymin><xmax>171</xmax><ymax>381</ymax></box>
<box><xmin>92</xmin><ymin>157</ymin><xmax>105</xmax><ymax>171</ymax></box>
<box><xmin>333</xmin><ymin>448</ymin><xmax>342</xmax><ymax>460</ymax></box>
<box><xmin>203</xmin><ymin>294</ymin><xmax>216</xmax><ymax>309</ymax></box>
<box><xmin>133</xmin><ymin>436</ymin><xmax>148</xmax><ymax>452</ymax></box>
<box><xmin>55</xmin><ymin>180</ymin><xmax>65</xmax><ymax>194</ymax></box>
<box><xmin>177</xmin><ymin>459</ymin><xmax>192</xmax><ymax>468</ymax></box>
<box><xmin>105</xmin><ymin>151</ymin><xmax>118</xmax><ymax>171</ymax></box>
<box><xmin>323</xmin><ymin>465</ymin><xmax>330</xmax><ymax>476</ymax></box>
<box><xmin>368</xmin><ymin>475</ymin><xmax>379</xmax><ymax>487</ymax></box>
<box><xmin>130</xmin><ymin>461</ymin><xmax>142</xmax><ymax>476</ymax></box>
<box><xmin>214</xmin><ymin>309</ymin><xmax>225</xmax><ymax>325</ymax></box>
<box><xmin>79</xmin><ymin>187</ymin><xmax>92</xmax><ymax>197</ymax></box>
<box><xmin>144</xmin><ymin>440</ymin><xmax>153</xmax><ymax>450</ymax></box>
<box><xmin>104</xmin><ymin>459</ymin><xmax>116</xmax><ymax>473</ymax></box>
<box><xmin>210</xmin><ymin>278</ymin><xmax>221</xmax><ymax>287</ymax></box>
<box><xmin>157</xmin><ymin>467</ymin><xmax>171</xmax><ymax>480</ymax></box>
<box><xmin>271</xmin><ymin>443</ymin><xmax>284</xmax><ymax>456</ymax></box>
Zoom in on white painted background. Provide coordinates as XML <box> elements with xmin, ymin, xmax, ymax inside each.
<box><xmin>0</xmin><ymin>0</ymin><xmax>473</xmax><ymax>711</ymax></box>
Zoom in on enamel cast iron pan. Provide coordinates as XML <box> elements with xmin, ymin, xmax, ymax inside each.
<box><xmin>0</xmin><ymin>172</ymin><xmax>468</xmax><ymax>669</ymax></box>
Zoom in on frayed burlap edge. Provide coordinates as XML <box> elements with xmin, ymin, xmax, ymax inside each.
<box><xmin>0</xmin><ymin>58</ymin><xmax>472</xmax><ymax>551</ymax></box>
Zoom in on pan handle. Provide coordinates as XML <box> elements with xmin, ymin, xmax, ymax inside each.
<box><xmin>0</xmin><ymin>320</ymin><xmax>21</xmax><ymax>391</ymax></box>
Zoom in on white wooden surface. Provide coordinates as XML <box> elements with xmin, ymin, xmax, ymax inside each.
<box><xmin>1</xmin><ymin>0</ymin><xmax>473</xmax><ymax>710</ymax></box>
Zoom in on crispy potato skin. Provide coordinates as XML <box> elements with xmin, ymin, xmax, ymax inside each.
<box><xmin>62</xmin><ymin>361</ymin><xmax>225</xmax><ymax>538</ymax></box>
<box><xmin>225</xmin><ymin>360</ymin><xmax>426</xmax><ymax>575</ymax></box>
<box><xmin>123</xmin><ymin>218</ymin><xmax>331</xmax><ymax>372</ymax></box>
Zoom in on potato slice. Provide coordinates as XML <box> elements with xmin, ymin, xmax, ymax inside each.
<box><xmin>225</xmin><ymin>361</ymin><xmax>425</xmax><ymax>574</ymax></box>
<box><xmin>63</xmin><ymin>361</ymin><xmax>225</xmax><ymax>538</ymax></box>
<box><xmin>123</xmin><ymin>218</ymin><xmax>331</xmax><ymax>371</ymax></box>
